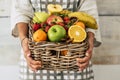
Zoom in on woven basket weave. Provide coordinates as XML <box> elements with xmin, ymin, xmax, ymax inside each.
<box><xmin>28</xmin><ymin>24</ymin><xmax>88</xmax><ymax>71</ymax></box>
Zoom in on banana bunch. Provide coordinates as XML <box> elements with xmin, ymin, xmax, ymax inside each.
<box><xmin>68</xmin><ymin>12</ymin><xmax>98</xmax><ymax>29</ymax></box>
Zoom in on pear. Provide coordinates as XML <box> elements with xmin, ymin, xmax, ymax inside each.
<box><xmin>32</xmin><ymin>16</ymin><xmax>40</xmax><ymax>23</ymax></box>
<box><xmin>34</xmin><ymin>12</ymin><xmax>49</xmax><ymax>23</ymax></box>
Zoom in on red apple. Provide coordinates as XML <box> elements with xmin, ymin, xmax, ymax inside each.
<box><xmin>64</xmin><ymin>19</ymin><xmax>70</xmax><ymax>24</ymax></box>
<box><xmin>63</xmin><ymin>16</ymin><xmax>70</xmax><ymax>21</ymax></box>
<box><xmin>47</xmin><ymin>15</ymin><xmax>63</xmax><ymax>26</ymax></box>
<box><xmin>33</xmin><ymin>23</ymin><xmax>41</xmax><ymax>31</ymax></box>
<box><xmin>40</xmin><ymin>22</ymin><xmax>46</xmax><ymax>27</ymax></box>
<box><xmin>58</xmin><ymin>22</ymin><xmax>65</xmax><ymax>27</ymax></box>
<box><xmin>63</xmin><ymin>16</ymin><xmax>70</xmax><ymax>24</ymax></box>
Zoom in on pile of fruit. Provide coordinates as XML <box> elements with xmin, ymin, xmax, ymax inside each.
<box><xmin>31</xmin><ymin>4</ymin><xmax>98</xmax><ymax>43</ymax></box>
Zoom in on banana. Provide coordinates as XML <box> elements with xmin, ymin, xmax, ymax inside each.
<box><xmin>68</xmin><ymin>12</ymin><xmax>98</xmax><ymax>29</ymax></box>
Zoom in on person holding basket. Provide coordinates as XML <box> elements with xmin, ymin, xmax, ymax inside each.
<box><xmin>11</xmin><ymin>0</ymin><xmax>101</xmax><ymax>80</ymax></box>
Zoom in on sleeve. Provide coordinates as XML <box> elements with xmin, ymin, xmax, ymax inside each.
<box><xmin>79</xmin><ymin>0</ymin><xmax>102</xmax><ymax>47</ymax></box>
<box><xmin>10</xmin><ymin>0</ymin><xmax>34</xmax><ymax>37</ymax></box>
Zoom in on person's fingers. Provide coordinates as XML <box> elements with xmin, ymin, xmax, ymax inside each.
<box><xmin>30</xmin><ymin>63</ymin><xmax>41</xmax><ymax>70</ymax></box>
<box><xmin>77</xmin><ymin>61</ymin><xmax>89</xmax><ymax>68</ymax></box>
<box><xmin>28</xmin><ymin>62</ymin><xmax>41</xmax><ymax>72</ymax></box>
<box><xmin>27</xmin><ymin>63</ymin><xmax>37</xmax><ymax>72</ymax></box>
<box><xmin>27</xmin><ymin>53</ymin><xmax>41</xmax><ymax>65</ymax></box>
<box><xmin>28</xmin><ymin>64</ymin><xmax>40</xmax><ymax>72</ymax></box>
<box><xmin>76</xmin><ymin>53</ymin><xmax>90</xmax><ymax>63</ymax></box>
<box><xmin>77</xmin><ymin>61</ymin><xmax>89</xmax><ymax>71</ymax></box>
<box><xmin>86</xmin><ymin>48</ymin><xmax>92</xmax><ymax>55</ymax></box>
<box><xmin>76</xmin><ymin>53</ymin><xmax>91</xmax><ymax>71</ymax></box>
<box><xmin>26</xmin><ymin>53</ymin><xmax>42</xmax><ymax>70</ymax></box>
<box><xmin>76</xmin><ymin>32</ymin><xmax>94</xmax><ymax>71</ymax></box>
<box><xmin>21</xmin><ymin>38</ymin><xmax>42</xmax><ymax>71</ymax></box>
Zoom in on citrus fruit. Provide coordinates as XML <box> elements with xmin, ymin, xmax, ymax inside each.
<box><xmin>74</xmin><ymin>21</ymin><xmax>85</xmax><ymax>29</ymax></box>
<box><xmin>61</xmin><ymin>50</ymin><xmax>68</xmax><ymax>56</ymax></box>
<box><xmin>68</xmin><ymin>25</ymin><xmax>87</xmax><ymax>42</ymax></box>
<box><xmin>33</xmin><ymin>29</ymin><xmax>47</xmax><ymax>42</ymax></box>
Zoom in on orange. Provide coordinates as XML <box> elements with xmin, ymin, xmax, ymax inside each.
<box><xmin>61</xmin><ymin>50</ymin><xmax>68</xmax><ymax>56</ymax></box>
<box><xmin>33</xmin><ymin>29</ymin><xmax>47</xmax><ymax>42</ymax></box>
<box><xmin>68</xmin><ymin>25</ymin><xmax>87</xmax><ymax>42</ymax></box>
<box><xmin>74</xmin><ymin>21</ymin><xmax>85</xmax><ymax>29</ymax></box>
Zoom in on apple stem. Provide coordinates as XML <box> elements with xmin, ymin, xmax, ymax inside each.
<box><xmin>53</xmin><ymin>28</ymin><xmax>57</xmax><ymax>32</ymax></box>
<box><xmin>54</xmin><ymin>6</ymin><xmax>57</xmax><ymax>9</ymax></box>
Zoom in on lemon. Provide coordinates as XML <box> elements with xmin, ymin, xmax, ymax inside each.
<box><xmin>68</xmin><ymin>25</ymin><xmax>87</xmax><ymax>42</ymax></box>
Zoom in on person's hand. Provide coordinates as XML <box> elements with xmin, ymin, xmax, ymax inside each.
<box><xmin>76</xmin><ymin>32</ymin><xmax>94</xmax><ymax>71</ymax></box>
<box><xmin>21</xmin><ymin>38</ymin><xmax>42</xmax><ymax>72</ymax></box>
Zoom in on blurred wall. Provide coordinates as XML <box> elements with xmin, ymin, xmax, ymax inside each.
<box><xmin>93</xmin><ymin>0</ymin><xmax>120</xmax><ymax>65</ymax></box>
<box><xmin>0</xmin><ymin>0</ymin><xmax>21</xmax><ymax>65</ymax></box>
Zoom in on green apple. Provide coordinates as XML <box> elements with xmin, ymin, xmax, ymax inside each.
<box><xmin>34</xmin><ymin>12</ymin><xmax>49</xmax><ymax>23</ymax></box>
<box><xmin>48</xmin><ymin>25</ymin><xmax>66</xmax><ymax>42</ymax></box>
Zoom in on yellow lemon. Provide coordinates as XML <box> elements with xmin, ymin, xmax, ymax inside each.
<box><xmin>68</xmin><ymin>25</ymin><xmax>87</xmax><ymax>42</ymax></box>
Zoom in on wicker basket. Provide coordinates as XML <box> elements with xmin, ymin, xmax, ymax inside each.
<box><xmin>28</xmin><ymin>24</ymin><xmax>88</xmax><ymax>71</ymax></box>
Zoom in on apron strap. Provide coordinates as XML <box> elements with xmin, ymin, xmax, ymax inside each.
<box><xmin>73</xmin><ymin>0</ymin><xmax>86</xmax><ymax>11</ymax></box>
<box><xmin>29</xmin><ymin>0</ymin><xmax>35</xmax><ymax>12</ymax></box>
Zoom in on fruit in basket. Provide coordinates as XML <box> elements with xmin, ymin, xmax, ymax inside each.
<box><xmin>74</xmin><ymin>21</ymin><xmax>85</xmax><ymax>29</ymax></box>
<box><xmin>33</xmin><ymin>29</ymin><xmax>47</xmax><ymax>42</ymax></box>
<box><xmin>68</xmin><ymin>25</ymin><xmax>87</xmax><ymax>42</ymax></box>
<box><xmin>63</xmin><ymin>16</ymin><xmax>70</xmax><ymax>24</ymax></box>
<box><xmin>47</xmin><ymin>4</ymin><xmax>63</xmax><ymax>14</ymax></box>
<box><xmin>47</xmin><ymin>15</ymin><xmax>63</xmax><ymax>26</ymax></box>
<box><xmin>48</xmin><ymin>25</ymin><xmax>66</xmax><ymax>42</ymax></box>
<box><xmin>57</xmin><ymin>22</ymin><xmax>65</xmax><ymax>27</ymax></box>
<box><xmin>45</xmin><ymin>26</ymin><xmax>51</xmax><ymax>32</ymax></box>
<box><xmin>63</xmin><ymin>16</ymin><xmax>70</xmax><ymax>21</ymax></box>
<box><xmin>32</xmin><ymin>16</ymin><xmax>40</xmax><ymax>23</ymax></box>
<box><xmin>61</xmin><ymin>50</ymin><xmax>68</xmax><ymax>56</ymax></box>
<box><xmin>33</xmin><ymin>23</ymin><xmax>41</xmax><ymax>31</ymax></box>
<box><xmin>68</xmin><ymin>12</ymin><xmax>98</xmax><ymax>29</ymax></box>
<box><xmin>59</xmin><ymin>10</ymin><xmax>71</xmax><ymax>16</ymax></box>
<box><xmin>34</xmin><ymin>12</ymin><xmax>49</xmax><ymax>23</ymax></box>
